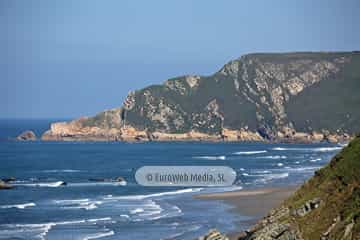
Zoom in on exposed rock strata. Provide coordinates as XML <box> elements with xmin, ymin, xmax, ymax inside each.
<box><xmin>42</xmin><ymin>52</ymin><xmax>360</xmax><ymax>142</ymax></box>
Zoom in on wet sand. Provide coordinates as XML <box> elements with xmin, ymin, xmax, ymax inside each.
<box><xmin>194</xmin><ymin>186</ymin><xmax>299</xmax><ymax>239</ymax></box>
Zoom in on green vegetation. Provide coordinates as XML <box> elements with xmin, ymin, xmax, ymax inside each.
<box><xmin>77</xmin><ymin>52</ymin><xmax>360</xmax><ymax>138</ymax></box>
<box><xmin>286</xmin><ymin>53</ymin><xmax>360</xmax><ymax>133</ymax></box>
<box><xmin>284</xmin><ymin>135</ymin><xmax>360</xmax><ymax>239</ymax></box>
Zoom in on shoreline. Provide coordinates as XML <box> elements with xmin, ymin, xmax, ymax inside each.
<box><xmin>194</xmin><ymin>186</ymin><xmax>299</xmax><ymax>239</ymax></box>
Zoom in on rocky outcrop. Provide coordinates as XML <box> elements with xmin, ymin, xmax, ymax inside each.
<box><xmin>42</xmin><ymin>52</ymin><xmax>360</xmax><ymax>142</ymax></box>
<box><xmin>198</xmin><ymin>229</ymin><xmax>229</xmax><ymax>240</ymax></box>
<box><xmin>291</xmin><ymin>197</ymin><xmax>322</xmax><ymax>217</ymax></box>
<box><xmin>16</xmin><ymin>130</ymin><xmax>36</xmax><ymax>141</ymax></box>
<box><xmin>0</xmin><ymin>180</ymin><xmax>14</xmax><ymax>190</ymax></box>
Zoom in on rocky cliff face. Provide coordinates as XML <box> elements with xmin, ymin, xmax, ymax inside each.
<box><xmin>42</xmin><ymin>52</ymin><xmax>360</xmax><ymax>142</ymax></box>
<box><xmin>231</xmin><ymin>134</ymin><xmax>360</xmax><ymax>240</ymax></box>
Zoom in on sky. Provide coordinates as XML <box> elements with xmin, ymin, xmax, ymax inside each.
<box><xmin>1</xmin><ymin>0</ymin><xmax>359</xmax><ymax>118</ymax></box>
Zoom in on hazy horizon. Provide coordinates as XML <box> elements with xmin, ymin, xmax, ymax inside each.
<box><xmin>2</xmin><ymin>0</ymin><xmax>360</xmax><ymax>118</ymax></box>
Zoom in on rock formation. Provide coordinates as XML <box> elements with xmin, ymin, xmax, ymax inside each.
<box><xmin>0</xmin><ymin>180</ymin><xmax>14</xmax><ymax>190</ymax></box>
<box><xmin>16</xmin><ymin>130</ymin><xmax>37</xmax><ymax>141</ymax></box>
<box><xmin>42</xmin><ymin>52</ymin><xmax>360</xmax><ymax>142</ymax></box>
<box><xmin>198</xmin><ymin>229</ymin><xmax>229</xmax><ymax>240</ymax></box>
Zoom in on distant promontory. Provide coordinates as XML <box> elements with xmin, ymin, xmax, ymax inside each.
<box><xmin>41</xmin><ymin>51</ymin><xmax>360</xmax><ymax>142</ymax></box>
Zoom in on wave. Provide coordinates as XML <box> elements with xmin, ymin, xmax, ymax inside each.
<box><xmin>15</xmin><ymin>181</ymin><xmax>66</xmax><ymax>188</ymax></box>
<box><xmin>233</xmin><ymin>150</ymin><xmax>267</xmax><ymax>155</ymax></box>
<box><xmin>105</xmin><ymin>188</ymin><xmax>203</xmax><ymax>201</ymax></box>
<box><xmin>130</xmin><ymin>208</ymin><xmax>144</xmax><ymax>214</ymax></box>
<box><xmin>54</xmin><ymin>198</ymin><xmax>102</xmax><ymax>210</ymax></box>
<box><xmin>54</xmin><ymin>198</ymin><xmax>90</xmax><ymax>204</ymax></box>
<box><xmin>310</xmin><ymin>158</ymin><xmax>322</xmax><ymax>162</ymax></box>
<box><xmin>70</xmin><ymin>181</ymin><xmax>127</xmax><ymax>187</ymax></box>
<box><xmin>272</xmin><ymin>146</ymin><xmax>342</xmax><ymax>152</ymax></box>
<box><xmin>0</xmin><ymin>219</ymin><xmax>114</xmax><ymax>240</ymax></box>
<box><xmin>277</xmin><ymin>163</ymin><xmax>284</xmax><ymax>167</ymax></box>
<box><xmin>285</xmin><ymin>166</ymin><xmax>321</xmax><ymax>172</ymax></box>
<box><xmin>253</xmin><ymin>170</ymin><xmax>271</xmax><ymax>174</ymax></box>
<box><xmin>0</xmin><ymin>202</ymin><xmax>36</xmax><ymax>209</ymax></box>
<box><xmin>257</xmin><ymin>155</ymin><xmax>287</xmax><ymax>159</ymax></box>
<box><xmin>17</xmin><ymin>181</ymin><xmax>127</xmax><ymax>188</ymax></box>
<box><xmin>254</xmin><ymin>172</ymin><xmax>289</xmax><ymax>184</ymax></box>
<box><xmin>193</xmin><ymin>155</ymin><xmax>226</xmax><ymax>160</ymax></box>
<box><xmin>83</xmin><ymin>230</ymin><xmax>115</xmax><ymax>240</ymax></box>
<box><xmin>85</xmin><ymin>217</ymin><xmax>112</xmax><ymax>223</ymax></box>
<box><xmin>41</xmin><ymin>169</ymin><xmax>83</xmax><ymax>173</ymax></box>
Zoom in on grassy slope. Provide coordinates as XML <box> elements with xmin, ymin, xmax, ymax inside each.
<box><xmin>284</xmin><ymin>135</ymin><xmax>360</xmax><ymax>239</ymax></box>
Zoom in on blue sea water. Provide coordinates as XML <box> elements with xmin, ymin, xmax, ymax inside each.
<box><xmin>0</xmin><ymin>120</ymin><xmax>343</xmax><ymax>240</ymax></box>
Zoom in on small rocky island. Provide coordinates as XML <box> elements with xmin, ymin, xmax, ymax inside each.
<box><xmin>16</xmin><ymin>130</ymin><xmax>37</xmax><ymax>141</ymax></box>
<box><xmin>40</xmin><ymin>51</ymin><xmax>360</xmax><ymax>143</ymax></box>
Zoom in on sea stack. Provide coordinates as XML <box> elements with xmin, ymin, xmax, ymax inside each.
<box><xmin>16</xmin><ymin>130</ymin><xmax>37</xmax><ymax>141</ymax></box>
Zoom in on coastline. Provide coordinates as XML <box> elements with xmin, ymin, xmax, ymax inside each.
<box><xmin>194</xmin><ymin>186</ymin><xmax>299</xmax><ymax>239</ymax></box>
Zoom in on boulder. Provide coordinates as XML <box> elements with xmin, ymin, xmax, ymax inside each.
<box><xmin>292</xmin><ymin>197</ymin><xmax>322</xmax><ymax>217</ymax></box>
<box><xmin>0</xmin><ymin>180</ymin><xmax>14</xmax><ymax>190</ymax></box>
<box><xmin>16</xmin><ymin>130</ymin><xmax>36</xmax><ymax>141</ymax></box>
<box><xmin>198</xmin><ymin>229</ymin><xmax>229</xmax><ymax>240</ymax></box>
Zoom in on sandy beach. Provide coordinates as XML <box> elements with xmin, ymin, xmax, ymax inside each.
<box><xmin>194</xmin><ymin>186</ymin><xmax>299</xmax><ymax>239</ymax></box>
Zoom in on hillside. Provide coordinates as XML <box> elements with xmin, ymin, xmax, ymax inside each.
<box><xmin>233</xmin><ymin>134</ymin><xmax>360</xmax><ymax>240</ymax></box>
<box><xmin>41</xmin><ymin>51</ymin><xmax>360</xmax><ymax>142</ymax></box>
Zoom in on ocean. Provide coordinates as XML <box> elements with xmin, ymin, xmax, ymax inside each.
<box><xmin>0</xmin><ymin>119</ymin><xmax>343</xmax><ymax>240</ymax></box>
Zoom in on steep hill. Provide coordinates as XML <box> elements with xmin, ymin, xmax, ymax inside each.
<box><xmin>234</xmin><ymin>134</ymin><xmax>360</xmax><ymax>240</ymax></box>
<box><xmin>42</xmin><ymin>51</ymin><xmax>360</xmax><ymax>142</ymax></box>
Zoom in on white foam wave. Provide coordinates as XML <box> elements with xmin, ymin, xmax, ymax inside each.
<box><xmin>42</xmin><ymin>169</ymin><xmax>83</xmax><ymax>173</ymax></box>
<box><xmin>54</xmin><ymin>198</ymin><xmax>90</xmax><ymax>204</ymax></box>
<box><xmin>310</xmin><ymin>158</ymin><xmax>322</xmax><ymax>162</ymax></box>
<box><xmin>87</xmin><ymin>217</ymin><xmax>112</xmax><ymax>223</ymax></box>
<box><xmin>254</xmin><ymin>173</ymin><xmax>289</xmax><ymax>183</ymax></box>
<box><xmin>104</xmin><ymin>188</ymin><xmax>202</xmax><ymax>200</ymax></box>
<box><xmin>70</xmin><ymin>181</ymin><xmax>127</xmax><ymax>187</ymax></box>
<box><xmin>0</xmin><ymin>202</ymin><xmax>36</xmax><ymax>209</ymax></box>
<box><xmin>233</xmin><ymin>150</ymin><xmax>267</xmax><ymax>155</ymax></box>
<box><xmin>258</xmin><ymin>155</ymin><xmax>287</xmax><ymax>159</ymax></box>
<box><xmin>83</xmin><ymin>230</ymin><xmax>115</xmax><ymax>240</ymax></box>
<box><xmin>272</xmin><ymin>146</ymin><xmax>342</xmax><ymax>152</ymax></box>
<box><xmin>0</xmin><ymin>218</ymin><xmax>117</xmax><ymax>240</ymax></box>
<box><xmin>193</xmin><ymin>155</ymin><xmax>226</xmax><ymax>160</ymax></box>
<box><xmin>130</xmin><ymin>208</ymin><xmax>144</xmax><ymax>214</ymax></box>
<box><xmin>15</xmin><ymin>181</ymin><xmax>66</xmax><ymax>188</ymax></box>
<box><xmin>286</xmin><ymin>166</ymin><xmax>321</xmax><ymax>172</ymax></box>
<box><xmin>54</xmin><ymin>198</ymin><xmax>102</xmax><ymax>210</ymax></box>
<box><xmin>277</xmin><ymin>163</ymin><xmax>284</xmax><ymax>167</ymax></box>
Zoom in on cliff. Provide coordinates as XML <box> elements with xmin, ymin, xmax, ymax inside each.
<box><xmin>42</xmin><ymin>51</ymin><xmax>360</xmax><ymax>142</ymax></box>
<box><xmin>227</xmin><ymin>134</ymin><xmax>360</xmax><ymax>240</ymax></box>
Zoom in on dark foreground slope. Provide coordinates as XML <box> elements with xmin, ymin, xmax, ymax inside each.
<box><xmin>42</xmin><ymin>52</ymin><xmax>360</xmax><ymax>142</ymax></box>
<box><xmin>230</xmin><ymin>135</ymin><xmax>360</xmax><ymax>240</ymax></box>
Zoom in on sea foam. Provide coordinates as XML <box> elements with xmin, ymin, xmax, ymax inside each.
<box><xmin>233</xmin><ymin>150</ymin><xmax>267</xmax><ymax>155</ymax></box>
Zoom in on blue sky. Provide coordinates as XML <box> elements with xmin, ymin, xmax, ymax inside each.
<box><xmin>1</xmin><ymin>0</ymin><xmax>359</xmax><ymax>118</ymax></box>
